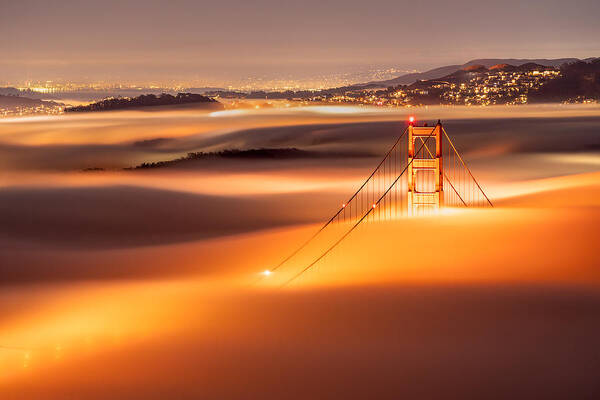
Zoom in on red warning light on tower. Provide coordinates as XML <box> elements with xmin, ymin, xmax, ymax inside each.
<box><xmin>408</xmin><ymin>116</ymin><xmax>415</xmax><ymax>124</ymax></box>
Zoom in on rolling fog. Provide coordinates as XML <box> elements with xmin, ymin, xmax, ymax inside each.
<box><xmin>1</xmin><ymin>104</ymin><xmax>599</xmax><ymax>398</ymax></box>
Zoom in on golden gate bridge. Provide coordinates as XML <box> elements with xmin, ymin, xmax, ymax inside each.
<box><xmin>262</xmin><ymin>118</ymin><xmax>493</xmax><ymax>286</ymax></box>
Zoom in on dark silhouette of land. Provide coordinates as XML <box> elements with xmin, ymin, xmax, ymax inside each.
<box><xmin>0</xmin><ymin>94</ymin><xmax>62</xmax><ymax>108</ymax></box>
<box><xmin>65</xmin><ymin>93</ymin><xmax>218</xmax><ymax>112</ymax></box>
<box><xmin>132</xmin><ymin>148</ymin><xmax>311</xmax><ymax>169</ymax></box>
<box><xmin>413</xmin><ymin>62</ymin><xmax>554</xmax><ymax>86</ymax></box>
<box><xmin>529</xmin><ymin>59</ymin><xmax>600</xmax><ymax>102</ymax></box>
<box><xmin>129</xmin><ymin>148</ymin><xmax>371</xmax><ymax>170</ymax></box>
<box><xmin>353</xmin><ymin>57</ymin><xmax>583</xmax><ymax>88</ymax></box>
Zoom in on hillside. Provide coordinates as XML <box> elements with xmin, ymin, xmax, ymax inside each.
<box><xmin>131</xmin><ymin>148</ymin><xmax>319</xmax><ymax>170</ymax></box>
<box><xmin>411</xmin><ymin>62</ymin><xmax>555</xmax><ymax>87</ymax></box>
<box><xmin>65</xmin><ymin>93</ymin><xmax>219</xmax><ymax>112</ymax></box>
<box><xmin>0</xmin><ymin>95</ymin><xmax>62</xmax><ymax>108</ymax></box>
<box><xmin>357</xmin><ymin>58</ymin><xmax>579</xmax><ymax>88</ymax></box>
<box><xmin>529</xmin><ymin>59</ymin><xmax>600</xmax><ymax>102</ymax></box>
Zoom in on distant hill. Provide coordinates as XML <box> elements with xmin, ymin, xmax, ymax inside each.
<box><xmin>65</xmin><ymin>93</ymin><xmax>219</xmax><ymax>112</ymax></box>
<box><xmin>489</xmin><ymin>63</ymin><xmax>513</xmax><ymax>71</ymax></box>
<box><xmin>403</xmin><ymin>60</ymin><xmax>600</xmax><ymax>104</ymax></box>
<box><xmin>529</xmin><ymin>59</ymin><xmax>600</xmax><ymax>102</ymax></box>
<box><xmin>355</xmin><ymin>58</ymin><xmax>580</xmax><ymax>88</ymax></box>
<box><xmin>0</xmin><ymin>94</ymin><xmax>62</xmax><ymax>108</ymax></box>
<box><xmin>127</xmin><ymin>147</ymin><xmax>374</xmax><ymax>170</ymax></box>
<box><xmin>0</xmin><ymin>87</ymin><xmax>23</xmax><ymax>97</ymax></box>
<box><xmin>132</xmin><ymin>148</ymin><xmax>312</xmax><ymax>169</ymax></box>
<box><xmin>408</xmin><ymin>62</ymin><xmax>555</xmax><ymax>89</ymax></box>
<box><xmin>0</xmin><ymin>87</ymin><xmax>227</xmax><ymax>102</ymax></box>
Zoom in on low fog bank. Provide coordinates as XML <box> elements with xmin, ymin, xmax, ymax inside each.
<box><xmin>1</xmin><ymin>172</ymin><xmax>599</xmax><ymax>285</ymax></box>
<box><xmin>0</xmin><ymin>185</ymin><xmax>336</xmax><ymax>249</ymax></box>
<box><xmin>0</xmin><ymin>104</ymin><xmax>598</xmax><ymax>284</ymax></box>
<box><xmin>0</xmin><ymin>106</ymin><xmax>598</xmax><ymax>174</ymax></box>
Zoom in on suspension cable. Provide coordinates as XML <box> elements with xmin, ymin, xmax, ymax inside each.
<box><xmin>442</xmin><ymin>127</ymin><xmax>493</xmax><ymax>207</ymax></box>
<box><xmin>269</xmin><ymin>125</ymin><xmax>409</xmax><ymax>273</ymax></box>
<box><xmin>417</xmin><ymin>136</ymin><xmax>467</xmax><ymax>207</ymax></box>
<box><xmin>282</xmin><ymin>126</ymin><xmax>437</xmax><ymax>286</ymax></box>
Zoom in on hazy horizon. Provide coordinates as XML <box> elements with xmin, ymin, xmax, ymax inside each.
<box><xmin>2</xmin><ymin>0</ymin><xmax>599</xmax><ymax>86</ymax></box>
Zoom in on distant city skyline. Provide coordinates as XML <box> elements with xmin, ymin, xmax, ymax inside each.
<box><xmin>1</xmin><ymin>0</ymin><xmax>599</xmax><ymax>85</ymax></box>
<box><xmin>0</xmin><ymin>63</ymin><xmax>419</xmax><ymax>90</ymax></box>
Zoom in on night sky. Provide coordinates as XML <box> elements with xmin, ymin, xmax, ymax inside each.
<box><xmin>1</xmin><ymin>0</ymin><xmax>599</xmax><ymax>82</ymax></box>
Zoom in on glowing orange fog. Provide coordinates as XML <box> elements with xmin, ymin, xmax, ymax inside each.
<box><xmin>2</xmin><ymin>171</ymin><xmax>599</xmax><ymax>378</ymax></box>
<box><xmin>0</xmin><ymin>105</ymin><xmax>599</xmax><ymax>399</ymax></box>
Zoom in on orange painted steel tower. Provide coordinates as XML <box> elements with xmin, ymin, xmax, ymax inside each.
<box><xmin>407</xmin><ymin>120</ymin><xmax>443</xmax><ymax>214</ymax></box>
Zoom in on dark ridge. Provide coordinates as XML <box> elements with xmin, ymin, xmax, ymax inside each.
<box><xmin>529</xmin><ymin>59</ymin><xmax>600</xmax><ymax>102</ymax></box>
<box><xmin>462</xmin><ymin>64</ymin><xmax>487</xmax><ymax>72</ymax></box>
<box><xmin>489</xmin><ymin>63</ymin><xmax>513</xmax><ymax>71</ymax></box>
<box><xmin>65</xmin><ymin>92</ymin><xmax>218</xmax><ymax>112</ymax></box>
<box><xmin>355</xmin><ymin>57</ymin><xmax>580</xmax><ymax>87</ymax></box>
<box><xmin>0</xmin><ymin>94</ymin><xmax>62</xmax><ymax>108</ymax></box>
<box><xmin>130</xmin><ymin>148</ymin><xmax>313</xmax><ymax>169</ymax></box>
<box><xmin>127</xmin><ymin>147</ymin><xmax>372</xmax><ymax>170</ymax></box>
<box><xmin>516</xmin><ymin>62</ymin><xmax>555</xmax><ymax>71</ymax></box>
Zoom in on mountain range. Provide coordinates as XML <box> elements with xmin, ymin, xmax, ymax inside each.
<box><xmin>0</xmin><ymin>95</ymin><xmax>62</xmax><ymax>108</ymax></box>
<box><xmin>353</xmin><ymin>58</ymin><xmax>594</xmax><ymax>88</ymax></box>
<box><xmin>410</xmin><ymin>62</ymin><xmax>556</xmax><ymax>89</ymax></box>
<box><xmin>65</xmin><ymin>93</ymin><xmax>219</xmax><ymax>112</ymax></box>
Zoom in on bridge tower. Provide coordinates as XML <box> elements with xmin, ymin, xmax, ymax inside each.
<box><xmin>407</xmin><ymin>120</ymin><xmax>443</xmax><ymax>214</ymax></box>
